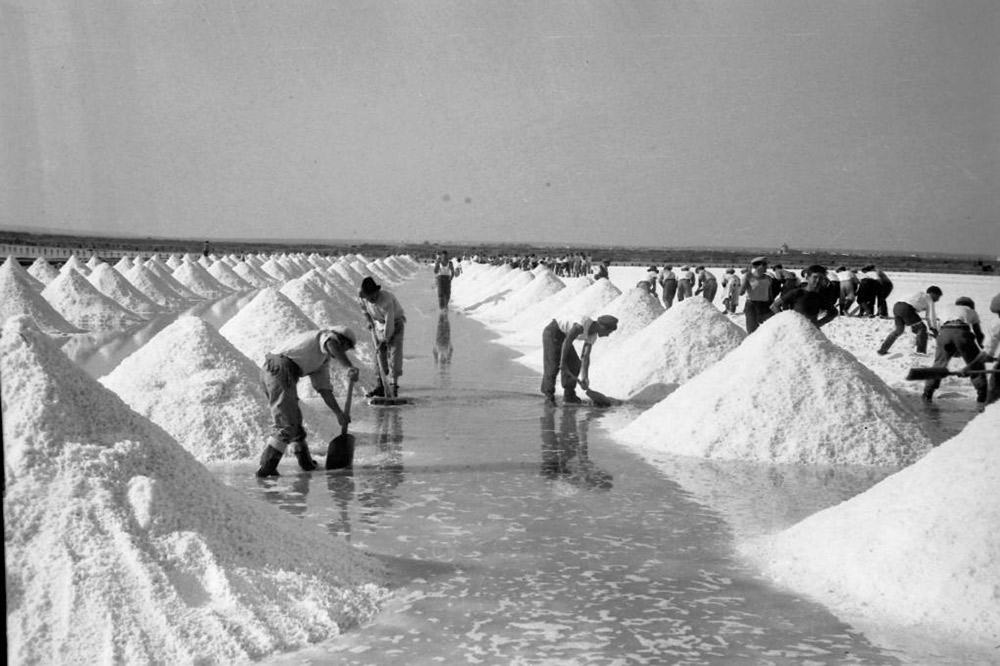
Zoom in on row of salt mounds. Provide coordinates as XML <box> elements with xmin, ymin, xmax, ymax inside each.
<box><xmin>493</xmin><ymin>275</ymin><xmax>594</xmax><ymax>336</ymax></box>
<box><xmin>172</xmin><ymin>258</ymin><xmax>233</xmax><ymax>299</ymax></box>
<box><xmin>513</xmin><ymin>278</ymin><xmax>624</xmax><ymax>370</ymax></box>
<box><xmin>87</xmin><ymin>262</ymin><xmax>163</xmax><ymax>317</ymax></box>
<box><xmin>28</xmin><ymin>256</ymin><xmax>60</xmax><ymax>285</ymax></box>
<box><xmin>233</xmin><ymin>258</ymin><xmax>277</xmax><ymax>287</ymax></box>
<box><xmin>219</xmin><ymin>287</ymin><xmax>316</xmax><ymax>364</ymax></box>
<box><xmin>2</xmin><ymin>316</ymin><xmax>387</xmax><ymax>665</ymax></box>
<box><xmin>145</xmin><ymin>256</ymin><xmax>202</xmax><ymax>301</ymax></box>
<box><xmin>100</xmin><ymin>316</ymin><xmax>272</xmax><ymax>461</ymax></box>
<box><xmin>615</xmin><ymin>311</ymin><xmax>934</xmax><ymax>464</ymax></box>
<box><xmin>451</xmin><ymin>263</ymin><xmax>511</xmax><ymax>308</ymax></box>
<box><xmin>475</xmin><ymin>267</ymin><xmax>566</xmax><ymax>324</ymax></box>
<box><xmin>42</xmin><ymin>268</ymin><xmax>146</xmax><ymax>331</ymax></box>
<box><xmin>59</xmin><ymin>254</ymin><xmax>90</xmax><ymax>276</ymax></box>
<box><xmin>260</xmin><ymin>256</ymin><xmax>300</xmax><ymax>282</ymax></box>
<box><xmin>207</xmin><ymin>259</ymin><xmax>254</xmax><ymax>292</ymax></box>
<box><xmin>464</xmin><ymin>267</ymin><xmax>535</xmax><ymax>316</ymax></box>
<box><xmin>587</xmin><ymin>293</ymin><xmax>727</xmax><ymax>403</ymax></box>
<box><xmin>0</xmin><ymin>257</ymin><xmax>82</xmax><ymax>334</ymax></box>
<box><xmin>745</xmin><ymin>402</ymin><xmax>1000</xmax><ymax>650</ymax></box>
<box><xmin>125</xmin><ymin>263</ymin><xmax>192</xmax><ymax>309</ymax></box>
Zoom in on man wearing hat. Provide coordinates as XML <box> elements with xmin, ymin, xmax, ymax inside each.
<box><xmin>359</xmin><ymin>276</ymin><xmax>407</xmax><ymax>399</ymax></box>
<box><xmin>769</xmin><ymin>265</ymin><xmax>839</xmax><ymax>328</ymax></box>
<box><xmin>658</xmin><ymin>265</ymin><xmax>678</xmax><ymax>309</ymax></box>
<box><xmin>257</xmin><ymin>327</ymin><xmax>360</xmax><ymax>477</ymax></box>
<box><xmin>541</xmin><ymin>313</ymin><xmax>618</xmax><ymax>405</ymax></box>
<box><xmin>740</xmin><ymin>257</ymin><xmax>780</xmax><ymax>333</ymax></box>
<box><xmin>876</xmin><ymin>285</ymin><xmax>942</xmax><ymax>356</ymax></box>
<box><xmin>923</xmin><ymin>296</ymin><xmax>988</xmax><ymax>410</ymax></box>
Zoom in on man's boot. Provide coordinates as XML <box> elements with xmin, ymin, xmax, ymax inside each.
<box><xmin>563</xmin><ymin>389</ymin><xmax>582</xmax><ymax>405</ymax></box>
<box><xmin>256</xmin><ymin>445</ymin><xmax>284</xmax><ymax>478</ymax></box>
<box><xmin>366</xmin><ymin>383</ymin><xmax>385</xmax><ymax>399</ymax></box>
<box><xmin>293</xmin><ymin>440</ymin><xmax>318</xmax><ymax>471</ymax></box>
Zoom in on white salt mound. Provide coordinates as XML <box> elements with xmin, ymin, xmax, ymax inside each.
<box><xmin>145</xmin><ymin>258</ymin><xmax>202</xmax><ymax>300</ymax></box>
<box><xmin>615</xmin><ymin>311</ymin><xmax>934</xmax><ymax>464</ymax></box>
<box><xmin>27</xmin><ymin>256</ymin><xmax>60</xmax><ymax>285</ymax></box>
<box><xmin>590</xmin><ymin>297</ymin><xmax>744</xmax><ymax>402</ymax></box>
<box><xmin>0</xmin><ymin>257</ymin><xmax>81</xmax><ymax>334</ymax></box>
<box><xmin>42</xmin><ymin>268</ymin><xmax>145</xmax><ymax>331</ymax></box>
<box><xmin>60</xmin><ymin>254</ymin><xmax>90</xmax><ymax>276</ymax></box>
<box><xmin>219</xmin><ymin>287</ymin><xmax>316</xmax><ymax>364</ymax></box>
<box><xmin>232</xmin><ymin>259</ymin><xmax>276</xmax><ymax>287</ymax></box>
<box><xmin>87</xmin><ymin>262</ymin><xmax>162</xmax><ymax>316</ymax></box>
<box><xmin>2</xmin><ymin>316</ymin><xmax>387</xmax><ymax>665</ymax></box>
<box><xmin>601</xmin><ymin>285</ymin><xmax>665</xmax><ymax>341</ymax></box>
<box><xmin>476</xmin><ymin>270</ymin><xmax>566</xmax><ymax>323</ymax></box>
<box><xmin>746</xmin><ymin>403</ymin><xmax>1000</xmax><ymax>648</ymax></box>
<box><xmin>100</xmin><ymin>316</ymin><xmax>273</xmax><ymax>462</ymax></box>
<box><xmin>494</xmin><ymin>276</ymin><xmax>594</xmax><ymax>336</ymax></box>
<box><xmin>207</xmin><ymin>259</ymin><xmax>254</xmax><ymax>292</ymax></box>
<box><xmin>259</xmin><ymin>256</ymin><xmax>297</xmax><ymax>282</ymax></box>
<box><xmin>124</xmin><ymin>263</ymin><xmax>189</xmax><ymax>310</ymax></box>
<box><xmin>172</xmin><ymin>260</ymin><xmax>232</xmax><ymax>299</ymax></box>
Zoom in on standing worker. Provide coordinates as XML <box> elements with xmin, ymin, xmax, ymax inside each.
<box><xmin>740</xmin><ymin>257</ymin><xmax>779</xmax><ymax>333</ymax></box>
<box><xmin>433</xmin><ymin>250</ymin><xmax>457</xmax><ymax>310</ymax></box>
<box><xmin>676</xmin><ymin>266</ymin><xmax>695</xmax><ymax>302</ymax></box>
<box><xmin>874</xmin><ymin>267</ymin><xmax>894</xmax><ymax>318</ymax></box>
<box><xmin>721</xmin><ymin>268</ymin><xmax>741</xmax><ymax>314</ymax></box>
<box><xmin>770</xmin><ymin>265</ymin><xmax>839</xmax><ymax>328</ymax></box>
<box><xmin>659</xmin><ymin>265</ymin><xmax>678</xmax><ymax>309</ymax></box>
<box><xmin>877</xmin><ymin>286</ymin><xmax>942</xmax><ymax>356</ymax></box>
<box><xmin>694</xmin><ymin>266</ymin><xmax>718</xmax><ymax>304</ymax></box>
<box><xmin>922</xmin><ymin>297</ymin><xmax>988</xmax><ymax>410</ymax></box>
<box><xmin>359</xmin><ymin>276</ymin><xmax>407</xmax><ymax>399</ymax></box>
<box><xmin>541</xmin><ymin>314</ymin><xmax>618</xmax><ymax>406</ymax></box>
<box><xmin>257</xmin><ymin>327</ymin><xmax>359</xmax><ymax>477</ymax></box>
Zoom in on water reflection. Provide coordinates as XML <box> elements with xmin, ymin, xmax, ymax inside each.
<box><xmin>257</xmin><ymin>471</ymin><xmax>313</xmax><ymax>517</ymax></box>
<box><xmin>432</xmin><ymin>311</ymin><xmax>453</xmax><ymax>382</ymax></box>
<box><xmin>539</xmin><ymin>405</ymin><xmax>613</xmax><ymax>490</ymax></box>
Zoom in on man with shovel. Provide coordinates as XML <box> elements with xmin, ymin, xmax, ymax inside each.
<box><xmin>541</xmin><ymin>314</ymin><xmax>618</xmax><ymax>406</ymax></box>
<box><xmin>921</xmin><ymin>296</ymin><xmax>988</xmax><ymax>410</ymax></box>
<box><xmin>359</xmin><ymin>276</ymin><xmax>407</xmax><ymax>399</ymax></box>
<box><xmin>257</xmin><ymin>326</ymin><xmax>360</xmax><ymax>477</ymax></box>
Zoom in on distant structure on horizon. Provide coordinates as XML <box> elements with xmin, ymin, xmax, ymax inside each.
<box><xmin>778</xmin><ymin>243</ymin><xmax>790</xmax><ymax>255</ymax></box>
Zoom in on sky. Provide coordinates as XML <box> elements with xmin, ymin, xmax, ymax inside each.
<box><xmin>1</xmin><ymin>0</ymin><xmax>998</xmax><ymax>255</ymax></box>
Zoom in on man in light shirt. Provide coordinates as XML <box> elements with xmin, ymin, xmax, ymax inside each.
<box><xmin>659</xmin><ymin>265</ymin><xmax>678</xmax><ymax>309</ymax></box>
<box><xmin>360</xmin><ymin>276</ymin><xmax>407</xmax><ymax>399</ymax></box>
<box><xmin>923</xmin><ymin>297</ymin><xmax>988</xmax><ymax>410</ymax></box>
<box><xmin>877</xmin><ymin>285</ymin><xmax>942</xmax><ymax>356</ymax></box>
<box><xmin>541</xmin><ymin>314</ymin><xmax>618</xmax><ymax>406</ymax></box>
<box><xmin>961</xmin><ymin>292</ymin><xmax>1000</xmax><ymax>405</ymax></box>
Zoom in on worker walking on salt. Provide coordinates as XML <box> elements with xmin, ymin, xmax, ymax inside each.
<box><xmin>257</xmin><ymin>327</ymin><xmax>360</xmax><ymax>477</ymax></box>
<box><xmin>923</xmin><ymin>297</ymin><xmax>988</xmax><ymax>411</ymax></box>
<box><xmin>876</xmin><ymin>285</ymin><xmax>942</xmax><ymax>356</ymax></box>
<box><xmin>541</xmin><ymin>314</ymin><xmax>618</xmax><ymax>406</ymax></box>
<box><xmin>359</xmin><ymin>276</ymin><xmax>407</xmax><ymax>399</ymax></box>
<box><xmin>433</xmin><ymin>250</ymin><xmax>457</xmax><ymax>310</ymax></box>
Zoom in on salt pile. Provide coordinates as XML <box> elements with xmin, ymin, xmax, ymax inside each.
<box><xmin>172</xmin><ymin>260</ymin><xmax>232</xmax><ymax>299</ymax></box>
<box><xmin>475</xmin><ymin>269</ymin><xmax>566</xmax><ymax>323</ymax></box>
<box><xmin>87</xmin><ymin>262</ymin><xmax>162</xmax><ymax>317</ymax></box>
<box><xmin>219</xmin><ymin>287</ymin><xmax>316</xmax><ymax>364</ymax></box>
<box><xmin>27</xmin><ymin>256</ymin><xmax>59</xmax><ymax>286</ymax></box>
<box><xmin>464</xmin><ymin>269</ymin><xmax>535</xmax><ymax>314</ymax></box>
<box><xmin>259</xmin><ymin>256</ymin><xmax>297</xmax><ymax>282</ymax></box>
<box><xmin>59</xmin><ymin>254</ymin><xmax>90</xmax><ymax>276</ymax></box>
<box><xmin>0</xmin><ymin>257</ymin><xmax>81</xmax><ymax>334</ymax></box>
<box><xmin>165</xmin><ymin>253</ymin><xmax>183</xmax><ymax>269</ymax></box>
<box><xmin>42</xmin><ymin>268</ymin><xmax>145</xmax><ymax>331</ymax></box>
<box><xmin>100</xmin><ymin>316</ymin><xmax>274</xmax><ymax>461</ymax></box>
<box><xmin>2</xmin><ymin>316</ymin><xmax>387</xmax><ymax>665</ymax></box>
<box><xmin>85</xmin><ymin>254</ymin><xmax>103</xmax><ymax>270</ymax></box>
<box><xmin>601</xmin><ymin>285</ymin><xmax>665</xmax><ymax>341</ymax></box>
<box><xmin>232</xmin><ymin>259</ymin><xmax>275</xmax><ymax>287</ymax></box>
<box><xmin>145</xmin><ymin>257</ymin><xmax>202</xmax><ymax>300</ymax></box>
<box><xmin>280</xmin><ymin>274</ymin><xmax>346</xmax><ymax>330</ymax></box>
<box><xmin>113</xmin><ymin>255</ymin><xmax>134</xmax><ymax>273</ymax></box>
<box><xmin>124</xmin><ymin>263</ymin><xmax>189</xmax><ymax>310</ymax></box>
<box><xmin>615</xmin><ymin>311</ymin><xmax>934</xmax><ymax>464</ymax></box>
<box><xmin>494</xmin><ymin>276</ymin><xmax>594</xmax><ymax>336</ymax></box>
<box><xmin>589</xmin><ymin>297</ymin><xmax>743</xmax><ymax>402</ymax></box>
<box><xmin>746</xmin><ymin>403</ymin><xmax>1000</xmax><ymax>649</ymax></box>
<box><xmin>451</xmin><ymin>264</ymin><xmax>511</xmax><ymax>307</ymax></box>
<box><xmin>207</xmin><ymin>259</ymin><xmax>253</xmax><ymax>292</ymax></box>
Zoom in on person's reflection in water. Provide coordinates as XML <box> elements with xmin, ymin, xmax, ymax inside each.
<box><xmin>256</xmin><ymin>471</ymin><xmax>313</xmax><ymax>517</ymax></box>
<box><xmin>433</xmin><ymin>311</ymin><xmax>453</xmax><ymax>380</ymax></box>
<box><xmin>326</xmin><ymin>471</ymin><xmax>356</xmax><ymax>542</ymax></box>
<box><xmin>357</xmin><ymin>408</ymin><xmax>406</xmax><ymax>529</ymax></box>
<box><xmin>539</xmin><ymin>405</ymin><xmax>613</xmax><ymax>490</ymax></box>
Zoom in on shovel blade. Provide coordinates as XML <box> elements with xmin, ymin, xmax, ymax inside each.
<box><xmin>326</xmin><ymin>433</ymin><xmax>355</xmax><ymax>470</ymax></box>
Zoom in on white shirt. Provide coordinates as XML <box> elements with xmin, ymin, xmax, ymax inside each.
<box><xmin>936</xmin><ymin>304</ymin><xmax>980</xmax><ymax>328</ymax></box>
<box><xmin>902</xmin><ymin>292</ymin><xmax>939</xmax><ymax>329</ymax></box>
<box><xmin>555</xmin><ymin>315</ymin><xmax>599</xmax><ymax>345</ymax></box>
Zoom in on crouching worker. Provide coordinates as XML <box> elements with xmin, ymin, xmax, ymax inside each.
<box><xmin>541</xmin><ymin>314</ymin><xmax>618</xmax><ymax>406</ymax></box>
<box><xmin>923</xmin><ymin>297</ymin><xmax>988</xmax><ymax>410</ymax></box>
<box><xmin>258</xmin><ymin>326</ymin><xmax>360</xmax><ymax>477</ymax></box>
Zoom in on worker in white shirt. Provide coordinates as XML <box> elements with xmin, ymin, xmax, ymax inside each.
<box><xmin>923</xmin><ymin>297</ymin><xmax>988</xmax><ymax>409</ymax></box>
<box><xmin>877</xmin><ymin>286</ymin><xmax>942</xmax><ymax>355</ymax></box>
<box><xmin>961</xmin><ymin>292</ymin><xmax>1000</xmax><ymax>405</ymax></box>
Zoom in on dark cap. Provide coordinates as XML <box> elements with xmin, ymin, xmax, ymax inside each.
<box><xmin>955</xmin><ymin>296</ymin><xmax>975</xmax><ymax>309</ymax></box>
<box><xmin>750</xmin><ymin>256</ymin><xmax>767</xmax><ymax>266</ymax></box>
<box><xmin>806</xmin><ymin>264</ymin><xmax>827</xmax><ymax>275</ymax></box>
<box><xmin>926</xmin><ymin>285</ymin><xmax>942</xmax><ymax>296</ymax></box>
<box><xmin>359</xmin><ymin>276</ymin><xmax>381</xmax><ymax>297</ymax></box>
<box><xmin>596</xmin><ymin>314</ymin><xmax>619</xmax><ymax>331</ymax></box>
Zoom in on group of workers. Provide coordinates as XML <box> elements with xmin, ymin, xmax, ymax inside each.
<box><xmin>255</xmin><ymin>257</ymin><xmax>999</xmax><ymax>476</ymax></box>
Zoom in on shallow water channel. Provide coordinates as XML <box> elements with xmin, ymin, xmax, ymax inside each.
<box><xmin>67</xmin><ymin>275</ymin><xmax>956</xmax><ymax>664</ymax></box>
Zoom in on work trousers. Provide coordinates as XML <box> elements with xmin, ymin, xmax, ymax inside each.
<box><xmin>375</xmin><ymin>320</ymin><xmax>406</xmax><ymax>383</ymax></box>
<box><xmin>435</xmin><ymin>274</ymin><xmax>452</xmax><ymax>309</ymax></box>
<box><xmin>661</xmin><ymin>279</ymin><xmax>678</xmax><ymax>309</ymax></box>
<box><xmin>924</xmin><ymin>326</ymin><xmax>987</xmax><ymax>402</ymax></box>
<box><xmin>856</xmin><ymin>278</ymin><xmax>879</xmax><ymax>316</ymax></box>
<box><xmin>677</xmin><ymin>279</ymin><xmax>693</xmax><ymax>301</ymax></box>
<box><xmin>879</xmin><ymin>302</ymin><xmax>927</xmax><ymax>353</ymax></box>
<box><xmin>261</xmin><ymin>357</ymin><xmax>306</xmax><ymax>453</ymax></box>
<box><xmin>701</xmin><ymin>280</ymin><xmax>718</xmax><ymax>304</ymax></box>
<box><xmin>744</xmin><ymin>301</ymin><xmax>774</xmax><ymax>334</ymax></box>
<box><xmin>876</xmin><ymin>279</ymin><xmax>894</xmax><ymax>318</ymax></box>
<box><xmin>541</xmin><ymin>320</ymin><xmax>582</xmax><ymax>397</ymax></box>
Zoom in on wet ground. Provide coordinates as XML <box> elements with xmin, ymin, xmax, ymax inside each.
<box><xmin>65</xmin><ymin>274</ymin><xmax>973</xmax><ymax>664</ymax></box>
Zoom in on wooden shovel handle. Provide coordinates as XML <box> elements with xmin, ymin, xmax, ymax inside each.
<box><xmin>341</xmin><ymin>375</ymin><xmax>355</xmax><ymax>435</ymax></box>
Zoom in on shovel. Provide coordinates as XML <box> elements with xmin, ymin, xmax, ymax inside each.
<box><xmin>367</xmin><ymin>327</ymin><xmax>410</xmax><ymax>406</ymax></box>
<box><xmin>573</xmin><ymin>376</ymin><xmax>614</xmax><ymax>407</ymax></box>
<box><xmin>905</xmin><ymin>366</ymin><xmax>1000</xmax><ymax>381</ymax></box>
<box><xmin>325</xmin><ymin>375</ymin><xmax>356</xmax><ymax>470</ymax></box>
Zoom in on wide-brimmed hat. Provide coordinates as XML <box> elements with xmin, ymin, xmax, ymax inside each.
<box><xmin>359</xmin><ymin>276</ymin><xmax>381</xmax><ymax>297</ymax></box>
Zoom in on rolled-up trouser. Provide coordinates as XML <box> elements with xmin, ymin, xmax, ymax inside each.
<box><xmin>541</xmin><ymin>320</ymin><xmax>582</xmax><ymax>396</ymax></box>
<box><xmin>436</xmin><ymin>275</ymin><xmax>452</xmax><ymax>309</ymax></box>
<box><xmin>744</xmin><ymin>300</ymin><xmax>774</xmax><ymax>334</ymax></box>
<box><xmin>924</xmin><ymin>327</ymin><xmax>987</xmax><ymax>402</ymax></box>
<box><xmin>662</xmin><ymin>279</ymin><xmax>677</xmax><ymax>309</ymax></box>
<box><xmin>879</xmin><ymin>302</ymin><xmax>927</xmax><ymax>353</ymax></box>
<box><xmin>377</xmin><ymin>320</ymin><xmax>406</xmax><ymax>381</ymax></box>
<box><xmin>261</xmin><ymin>359</ymin><xmax>305</xmax><ymax>453</ymax></box>
<box><xmin>702</xmin><ymin>280</ymin><xmax>718</xmax><ymax>303</ymax></box>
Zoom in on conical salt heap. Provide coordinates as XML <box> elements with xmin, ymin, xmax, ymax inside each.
<box><xmin>59</xmin><ymin>254</ymin><xmax>90</xmax><ymax>276</ymax></box>
<box><xmin>2</xmin><ymin>316</ymin><xmax>387</xmax><ymax>665</ymax></box>
<box><xmin>232</xmin><ymin>259</ymin><xmax>276</xmax><ymax>287</ymax></box>
<box><xmin>464</xmin><ymin>269</ymin><xmax>535</xmax><ymax>315</ymax></box>
<box><xmin>450</xmin><ymin>263</ymin><xmax>510</xmax><ymax>308</ymax></box>
<box><xmin>124</xmin><ymin>263</ymin><xmax>189</xmax><ymax>310</ymax></box>
<box><xmin>41</xmin><ymin>268</ymin><xmax>145</xmax><ymax>331</ymax></box>
<box><xmin>87</xmin><ymin>263</ymin><xmax>162</xmax><ymax>317</ymax></box>
<box><xmin>27</xmin><ymin>256</ymin><xmax>59</xmax><ymax>286</ymax></box>
<box><xmin>0</xmin><ymin>257</ymin><xmax>81</xmax><ymax>334</ymax></box>
<box><xmin>601</xmin><ymin>285</ymin><xmax>666</xmax><ymax>341</ymax></box>
<box><xmin>615</xmin><ymin>311</ymin><xmax>933</xmax><ymax>464</ymax></box>
<box><xmin>590</xmin><ymin>297</ymin><xmax>744</xmax><ymax>402</ymax></box>
<box><xmin>219</xmin><ymin>287</ymin><xmax>316</xmax><ymax>364</ymax></box>
<box><xmin>207</xmin><ymin>259</ymin><xmax>253</xmax><ymax>292</ymax></box>
<box><xmin>99</xmin><ymin>316</ymin><xmax>276</xmax><ymax>461</ymax></box>
<box><xmin>113</xmin><ymin>255</ymin><xmax>134</xmax><ymax>273</ymax></box>
<box><xmin>494</xmin><ymin>276</ymin><xmax>594</xmax><ymax>336</ymax></box>
<box><xmin>746</xmin><ymin>403</ymin><xmax>1000</xmax><ymax>649</ymax></box>
<box><xmin>476</xmin><ymin>269</ymin><xmax>565</xmax><ymax>324</ymax></box>
<box><xmin>280</xmin><ymin>273</ymin><xmax>346</xmax><ymax>330</ymax></box>
<box><xmin>172</xmin><ymin>259</ymin><xmax>232</xmax><ymax>299</ymax></box>
<box><xmin>145</xmin><ymin>257</ymin><xmax>202</xmax><ymax>300</ymax></box>
<box><xmin>259</xmin><ymin>256</ymin><xmax>297</xmax><ymax>282</ymax></box>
